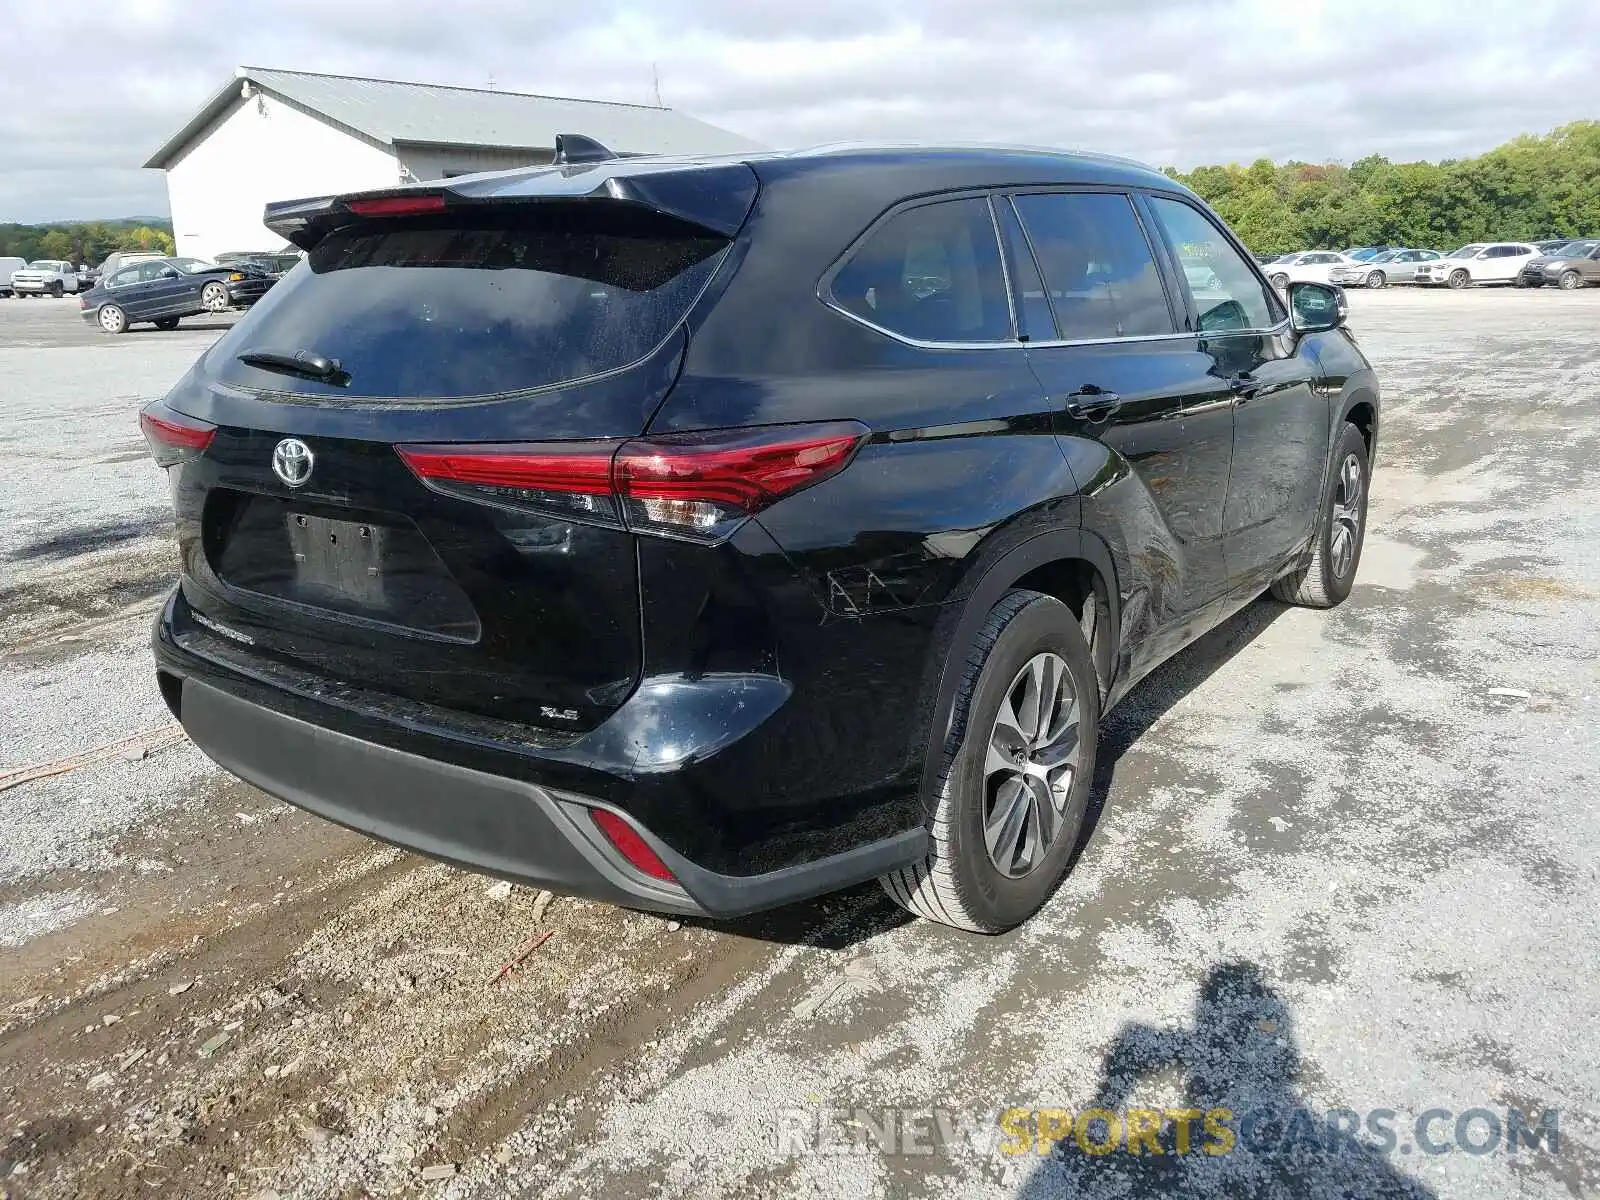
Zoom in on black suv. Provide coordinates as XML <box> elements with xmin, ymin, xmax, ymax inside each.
<box><xmin>143</xmin><ymin>143</ymin><xmax>1377</xmax><ymax>933</ymax></box>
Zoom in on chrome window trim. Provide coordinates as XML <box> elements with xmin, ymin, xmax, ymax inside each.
<box><xmin>818</xmin><ymin>306</ymin><xmax>1289</xmax><ymax>352</ymax></box>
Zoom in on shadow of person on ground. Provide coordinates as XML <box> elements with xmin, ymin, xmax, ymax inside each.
<box><xmin>1017</xmin><ymin>962</ymin><xmax>1436</xmax><ymax>1198</ymax></box>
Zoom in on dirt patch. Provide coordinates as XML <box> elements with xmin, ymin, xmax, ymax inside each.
<box><xmin>0</xmin><ymin>535</ymin><xmax>177</xmax><ymax>654</ymax></box>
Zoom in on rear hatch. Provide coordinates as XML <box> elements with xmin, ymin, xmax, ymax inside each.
<box><xmin>155</xmin><ymin>166</ymin><xmax>757</xmax><ymax>733</ymax></box>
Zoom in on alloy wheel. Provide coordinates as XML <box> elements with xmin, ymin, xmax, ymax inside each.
<box><xmin>1330</xmin><ymin>452</ymin><xmax>1363</xmax><ymax>578</ymax></box>
<box><xmin>98</xmin><ymin>305</ymin><xmax>125</xmax><ymax>333</ymax></box>
<box><xmin>983</xmin><ymin>652</ymin><xmax>1081</xmax><ymax>878</ymax></box>
<box><xmin>1559</xmin><ymin>271</ymin><xmax>1581</xmax><ymax>291</ymax></box>
<box><xmin>201</xmin><ymin>283</ymin><xmax>229</xmax><ymax>312</ymax></box>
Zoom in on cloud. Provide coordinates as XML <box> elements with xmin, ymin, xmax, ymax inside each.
<box><xmin>1</xmin><ymin>0</ymin><xmax>1595</xmax><ymax>221</ymax></box>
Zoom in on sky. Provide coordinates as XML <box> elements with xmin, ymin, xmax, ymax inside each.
<box><xmin>3</xmin><ymin>0</ymin><xmax>1597</xmax><ymax>223</ymax></box>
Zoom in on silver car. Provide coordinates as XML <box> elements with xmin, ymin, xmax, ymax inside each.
<box><xmin>1329</xmin><ymin>248</ymin><xmax>1442</xmax><ymax>289</ymax></box>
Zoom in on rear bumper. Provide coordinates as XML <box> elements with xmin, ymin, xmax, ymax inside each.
<box><xmin>154</xmin><ymin>591</ymin><xmax>927</xmax><ymax>918</ymax></box>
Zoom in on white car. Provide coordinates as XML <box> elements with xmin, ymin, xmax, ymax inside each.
<box><xmin>1413</xmin><ymin>243</ymin><xmax>1540</xmax><ymax>288</ymax></box>
<box><xmin>1262</xmin><ymin>251</ymin><xmax>1354</xmax><ymax>288</ymax></box>
<box><xmin>9</xmin><ymin>259</ymin><xmax>81</xmax><ymax>297</ymax></box>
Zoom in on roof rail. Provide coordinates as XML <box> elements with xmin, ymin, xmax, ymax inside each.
<box><xmin>553</xmin><ymin>134</ymin><xmax>619</xmax><ymax>165</ymax></box>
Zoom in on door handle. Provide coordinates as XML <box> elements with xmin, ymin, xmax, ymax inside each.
<box><xmin>1226</xmin><ymin>373</ymin><xmax>1260</xmax><ymax>403</ymax></box>
<box><xmin>1064</xmin><ymin>386</ymin><xmax>1122</xmax><ymax>421</ymax></box>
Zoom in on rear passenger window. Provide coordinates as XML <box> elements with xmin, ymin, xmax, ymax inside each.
<box><xmin>1148</xmin><ymin>197</ymin><xmax>1281</xmax><ymax>333</ymax></box>
<box><xmin>1011</xmin><ymin>192</ymin><xmax>1174</xmax><ymax>340</ymax></box>
<box><xmin>830</xmin><ymin>198</ymin><xmax>1012</xmax><ymax>343</ymax></box>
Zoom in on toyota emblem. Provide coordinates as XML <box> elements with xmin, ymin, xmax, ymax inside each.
<box><xmin>272</xmin><ymin>437</ymin><xmax>314</xmax><ymax>488</ymax></box>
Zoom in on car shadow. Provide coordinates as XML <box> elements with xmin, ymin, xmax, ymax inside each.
<box><xmin>128</xmin><ymin>319</ymin><xmax>238</xmax><ymax>335</ymax></box>
<box><xmin>1016</xmin><ymin>961</ymin><xmax>1437</xmax><ymax>1198</ymax></box>
<box><xmin>701</xmin><ymin>597</ymin><xmax>1291</xmax><ymax>950</ymax></box>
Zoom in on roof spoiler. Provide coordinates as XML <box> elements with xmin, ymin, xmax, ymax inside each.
<box><xmin>263</xmin><ymin>159</ymin><xmax>759</xmax><ymax>251</ymax></box>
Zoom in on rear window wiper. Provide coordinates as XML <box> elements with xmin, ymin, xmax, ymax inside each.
<box><xmin>237</xmin><ymin>349</ymin><xmax>351</xmax><ymax>387</ymax></box>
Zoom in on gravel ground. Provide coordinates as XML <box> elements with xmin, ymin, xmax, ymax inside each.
<box><xmin>0</xmin><ymin>287</ymin><xmax>1597</xmax><ymax>1199</ymax></box>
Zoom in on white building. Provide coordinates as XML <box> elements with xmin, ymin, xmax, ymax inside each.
<box><xmin>144</xmin><ymin>67</ymin><xmax>764</xmax><ymax>261</ymax></box>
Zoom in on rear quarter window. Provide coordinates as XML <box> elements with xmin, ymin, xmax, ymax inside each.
<box><xmin>828</xmin><ymin>197</ymin><xmax>1012</xmax><ymax>344</ymax></box>
<box><xmin>211</xmin><ymin>206</ymin><xmax>729</xmax><ymax>400</ymax></box>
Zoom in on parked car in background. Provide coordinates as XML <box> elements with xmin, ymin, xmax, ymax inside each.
<box><xmin>1414</xmin><ymin>243</ymin><xmax>1540</xmax><ymax>288</ymax></box>
<box><xmin>1518</xmin><ymin>238</ymin><xmax>1600</xmax><ymax>289</ymax></box>
<box><xmin>0</xmin><ymin>257</ymin><xmax>26</xmax><ymax>297</ymax></box>
<box><xmin>1341</xmin><ymin>246</ymin><xmax>1395</xmax><ymax>262</ymax></box>
<box><xmin>140</xmin><ymin>142</ymin><xmax>1378</xmax><ymax>934</ymax></box>
<box><xmin>215</xmin><ymin>250</ymin><xmax>303</xmax><ymax>277</ymax></box>
<box><xmin>10</xmin><ymin>259</ymin><xmax>82</xmax><ymax>297</ymax></box>
<box><xmin>1264</xmin><ymin>251</ymin><xmax>1353</xmax><ymax>288</ymax></box>
<box><xmin>79</xmin><ymin>256</ymin><xmax>276</xmax><ymax>333</ymax></box>
<box><xmin>1533</xmin><ymin>238</ymin><xmax>1574</xmax><ymax>255</ymax></box>
<box><xmin>97</xmin><ymin>251</ymin><xmax>165</xmax><ymax>282</ymax></box>
<box><xmin>1330</xmin><ymin>248</ymin><xmax>1443</xmax><ymax>288</ymax></box>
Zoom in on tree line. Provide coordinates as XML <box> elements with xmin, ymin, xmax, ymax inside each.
<box><xmin>0</xmin><ymin>219</ymin><xmax>176</xmax><ymax>266</ymax></box>
<box><xmin>5</xmin><ymin>121</ymin><xmax>1597</xmax><ymax>266</ymax></box>
<box><xmin>1165</xmin><ymin>121</ymin><xmax>1600</xmax><ymax>254</ymax></box>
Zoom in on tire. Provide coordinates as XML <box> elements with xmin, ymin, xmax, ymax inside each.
<box><xmin>49</xmin><ymin>282</ymin><xmax>63</xmax><ymax>298</ymax></box>
<box><xmin>1558</xmin><ymin>270</ymin><xmax>1582</xmax><ymax>290</ymax></box>
<box><xmin>97</xmin><ymin>304</ymin><xmax>128</xmax><ymax>335</ymax></box>
<box><xmin>1271</xmin><ymin>422</ymin><xmax>1369</xmax><ymax>609</ymax></box>
<box><xmin>879</xmin><ymin>590</ymin><xmax>1100</xmax><ymax>933</ymax></box>
<box><xmin>1365</xmin><ymin>270</ymin><xmax>1385</xmax><ymax>289</ymax></box>
<box><xmin>1270</xmin><ymin>273</ymin><xmax>1289</xmax><ymax>289</ymax></box>
<box><xmin>200</xmin><ymin>281</ymin><xmax>229</xmax><ymax>313</ymax></box>
<box><xmin>153</xmin><ymin>316</ymin><xmax>180</xmax><ymax>330</ymax></box>
<box><xmin>1446</xmin><ymin>269</ymin><xmax>1470</xmax><ymax>290</ymax></box>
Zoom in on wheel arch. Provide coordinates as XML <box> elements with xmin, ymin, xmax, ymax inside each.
<box><xmin>1341</xmin><ymin>390</ymin><xmax>1379</xmax><ymax>463</ymax></box>
<box><xmin>917</xmin><ymin>529</ymin><xmax>1120</xmax><ymax>806</ymax></box>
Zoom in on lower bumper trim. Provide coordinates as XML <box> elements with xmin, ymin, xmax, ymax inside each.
<box><xmin>176</xmin><ymin>676</ymin><xmax>926</xmax><ymax>919</ymax></box>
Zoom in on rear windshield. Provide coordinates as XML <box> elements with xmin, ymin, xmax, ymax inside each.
<box><xmin>211</xmin><ymin>207</ymin><xmax>729</xmax><ymax>400</ymax></box>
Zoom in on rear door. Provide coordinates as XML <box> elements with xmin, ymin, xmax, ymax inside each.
<box><xmin>143</xmin><ymin>262</ymin><xmax>200</xmax><ymax>316</ymax></box>
<box><xmin>161</xmin><ymin>191</ymin><xmax>750</xmax><ymax>731</ymax></box>
<box><xmin>1002</xmin><ymin>189</ymin><xmax>1233</xmax><ymax>661</ymax></box>
<box><xmin>1144</xmin><ymin>195</ymin><xmax>1328</xmax><ymax>594</ymax></box>
<box><xmin>1480</xmin><ymin>245</ymin><xmax>1529</xmax><ymax>281</ymax></box>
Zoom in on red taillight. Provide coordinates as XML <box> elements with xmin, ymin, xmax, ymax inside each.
<box><xmin>396</xmin><ymin>441</ymin><xmax>622</xmax><ymax>524</ymax></box>
<box><xmin>139</xmin><ymin>403</ymin><xmax>215</xmax><ymax>467</ymax></box>
<box><xmin>396</xmin><ymin>422</ymin><xmax>867</xmax><ymax>542</ymax></box>
<box><xmin>590</xmin><ymin>809</ymin><xmax>677</xmax><ymax>883</ymax></box>
<box><xmin>347</xmin><ymin>194</ymin><xmax>447</xmax><ymax>218</ymax></box>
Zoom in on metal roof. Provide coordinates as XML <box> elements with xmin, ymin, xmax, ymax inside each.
<box><xmin>144</xmin><ymin>67</ymin><xmax>765</xmax><ymax>169</ymax></box>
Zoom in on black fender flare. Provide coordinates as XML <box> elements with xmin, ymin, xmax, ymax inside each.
<box><xmin>1337</xmin><ymin>384</ymin><xmax>1380</xmax><ymax>458</ymax></box>
<box><xmin>914</xmin><ymin>527</ymin><xmax>1120</xmax><ymax>806</ymax></box>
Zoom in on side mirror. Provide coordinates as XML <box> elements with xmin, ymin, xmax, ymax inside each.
<box><xmin>1289</xmin><ymin>281</ymin><xmax>1346</xmax><ymax>333</ymax></box>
